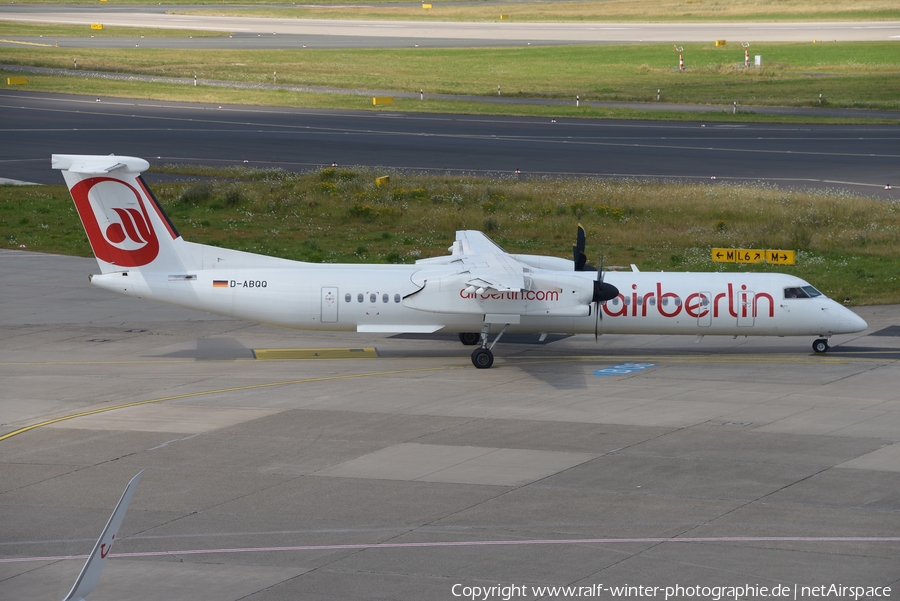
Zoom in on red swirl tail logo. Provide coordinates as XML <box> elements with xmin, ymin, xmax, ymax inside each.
<box><xmin>100</xmin><ymin>534</ymin><xmax>116</xmax><ymax>558</ymax></box>
<box><xmin>69</xmin><ymin>177</ymin><xmax>160</xmax><ymax>267</ymax></box>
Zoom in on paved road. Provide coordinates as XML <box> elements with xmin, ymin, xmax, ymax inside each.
<box><xmin>2</xmin><ymin>5</ymin><xmax>900</xmax><ymax>45</ymax></box>
<box><xmin>2</xmin><ymin>90</ymin><xmax>897</xmax><ymax>197</ymax></box>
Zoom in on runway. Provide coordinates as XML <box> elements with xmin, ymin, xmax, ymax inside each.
<box><xmin>2</xmin><ymin>6</ymin><xmax>900</xmax><ymax>45</ymax></box>
<box><xmin>2</xmin><ymin>90</ymin><xmax>898</xmax><ymax>197</ymax></box>
<box><xmin>1</xmin><ymin>247</ymin><xmax>899</xmax><ymax>600</ymax></box>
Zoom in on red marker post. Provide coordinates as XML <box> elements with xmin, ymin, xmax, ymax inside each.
<box><xmin>674</xmin><ymin>45</ymin><xmax>684</xmax><ymax>71</ymax></box>
<box><xmin>741</xmin><ymin>42</ymin><xmax>750</xmax><ymax>68</ymax></box>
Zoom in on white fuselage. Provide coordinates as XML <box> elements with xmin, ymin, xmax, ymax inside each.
<box><xmin>89</xmin><ymin>253</ymin><xmax>866</xmax><ymax>339</ymax></box>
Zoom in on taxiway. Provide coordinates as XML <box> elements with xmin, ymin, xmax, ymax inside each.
<box><xmin>1</xmin><ymin>250</ymin><xmax>899</xmax><ymax>600</ymax></box>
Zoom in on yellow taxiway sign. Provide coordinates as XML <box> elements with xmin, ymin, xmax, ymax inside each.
<box><xmin>712</xmin><ymin>248</ymin><xmax>795</xmax><ymax>265</ymax></box>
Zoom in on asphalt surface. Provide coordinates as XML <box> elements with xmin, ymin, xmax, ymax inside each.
<box><xmin>2</xmin><ymin>250</ymin><xmax>900</xmax><ymax>601</ymax></box>
<box><xmin>1</xmin><ymin>90</ymin><xmax>898</xmax><ymax>197</ymax></box>
<box><xmin>3</xmin><ymin>6</ymin><xmax>900</xmax><ymax>44</ymax></box>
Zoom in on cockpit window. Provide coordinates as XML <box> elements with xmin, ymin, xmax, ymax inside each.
<box><xmin>802</xmin><ymin>285</ymin><xmax>823</xmax><ymax>298</ymax></box>
<box><xmin>784</xmin><ymin>287</ymin><xmax>813</xmax><ymax>299</ymax></box>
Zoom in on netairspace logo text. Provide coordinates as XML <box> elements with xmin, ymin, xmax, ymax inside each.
<box><xmin>450</xmin><ymin>583</ymin><xmax>893</xmax><ymax>600</ymax></box>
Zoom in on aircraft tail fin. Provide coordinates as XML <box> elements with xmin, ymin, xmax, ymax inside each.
<box><xmin>53</xmin><ymin>154</ymin><xmax>194</xmax><ymax>274</ymax></box>
<box><xmin>61</xmin><ymin>470</ymin><xmax>144</xmax><ymax>601</ymax></box>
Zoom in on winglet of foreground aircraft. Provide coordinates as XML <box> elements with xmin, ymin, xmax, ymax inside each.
<box><xmin>62</xmin><ymin>470</ymin><xmax>143</xmax><ymax>601</ymax></box>
<box><xmin>53</xmin><ymin>154</ymin><xmax>867</xmax><ymax>368</ymax></box>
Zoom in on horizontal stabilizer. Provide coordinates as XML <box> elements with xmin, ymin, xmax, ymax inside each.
<box><xmin>52</xmin><ymin>154</ymin><xmax>150</xmax><ymax>175</ymax></box>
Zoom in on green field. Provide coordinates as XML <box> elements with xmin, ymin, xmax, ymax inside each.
<box><xmin>2</xmin><ymin>42</ymin><xmax>899</xmax><ymax>111</ymax></box>
<box><xmin>11</xmin><ymin>71</ymin><xmax>894</xmax><ymax>124</ymax></box>
<box><xmin>4</xmin><ymin>167</ymin><xmax>899</xmax><ymax>305</ymax></box>
<box><xmin>0</xmin><ymin>21</ymin><xmax>226</xmax><ymax>38</ymax></box>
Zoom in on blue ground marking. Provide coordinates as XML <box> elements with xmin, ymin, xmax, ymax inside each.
<box><xmin>594</xmin><ymin>363</ymin><xmax>656</xmax><ymax>377</ymax></box>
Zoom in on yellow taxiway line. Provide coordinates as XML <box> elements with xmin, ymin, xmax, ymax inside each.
<box><xmin>1</xmin><ymin>352</ymin><xmax>892</xmax><ymax>442</ymax></box>
<box><xmin>0</xmin><ymin>364</ymin><xmax>464</xmax><ymax>443</ymax></box>
<box><xmin>0</xmin><ymin>39</ymin><xmax>54</xmax><ymax>47</ymax></box>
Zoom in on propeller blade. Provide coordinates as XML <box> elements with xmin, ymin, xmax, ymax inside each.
<box><xmin>593</xmin><ymin>256</ymin><xmax>619</xmax><ymax>342</ymax></box>
<box><xmin>573</xmin><ymin>224</ymin><xmax>587</xmax><ymax>271</ymax></box>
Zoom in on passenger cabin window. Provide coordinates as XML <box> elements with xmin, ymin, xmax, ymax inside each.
<box><xmin>382</xmin><ymin>293</ymin><xmax>389</xmax><ymax>303</ymax></box>
<box><xmin>357</xmin><ymin>293</ymin><xmax>364</xmax><ymax>303</ymax></box>
<box><xmin>345</xmin><ymin>293</ymin><xmax>351</xmax><ymax>303</ymax></box>
<box><xmin>394</xmin><ymin>294</ymin><xmax>401</xmax><ymax>303</ymax></box>
<box><xmin>370</xmin><ymin>293</ymin><xmax>377</xmax><ymax>303</ymax></box>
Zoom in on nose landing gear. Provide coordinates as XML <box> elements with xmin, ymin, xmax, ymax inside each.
<box><xmin>812</xmin><ymin>338</ymin><xmax>830</xmax><ymax>353</ymax></box>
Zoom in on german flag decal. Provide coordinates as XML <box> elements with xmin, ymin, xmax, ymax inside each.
<box><xmin>213</xmin><ymin>280</ymin><xmax>229</xmax><ymax>288</ymax></box>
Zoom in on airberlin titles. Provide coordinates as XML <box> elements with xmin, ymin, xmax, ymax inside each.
<box><xmin>459</xmin><ymin>288</ymin><xmax>559</xmax><ymax>302</ymax></box>
<box><xmin>461</xmin><ymin>282</ymin><xmax>774</xmax><ymax>320</ymax></box>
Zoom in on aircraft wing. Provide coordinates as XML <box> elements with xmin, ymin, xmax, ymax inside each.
<box><xmin>450</xmin><ymin>230</ymin><xmax>527</xmax><ymax>293</ymax></box>
<box><xmin>62</xmin><ymin>470</ymin><xmax>143</xmax><ymax>601</ymax></box>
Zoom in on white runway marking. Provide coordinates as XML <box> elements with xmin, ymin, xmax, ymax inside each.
<box><xmin>5</xmin><ymin>536</ymin><xmax>900</xmax><ymax>564</ymax></box>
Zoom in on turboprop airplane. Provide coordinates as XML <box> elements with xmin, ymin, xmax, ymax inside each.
<box><xmin>62</xmin><ymin>470</ymin><xmax>143</xmax><ymax>601</ymax></box>
<box><xmin>53</xmin><ymin>154</ymin><xmax>867</xmax><ymax>369</ymax></box>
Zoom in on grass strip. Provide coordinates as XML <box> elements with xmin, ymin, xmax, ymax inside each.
<box><xmin>3</xmin><ymin>71</ymin><xmax>895</xmax><ymax>125</ymax></box>
<box><xmin>4</xmin><ymin>167</ymin><xmax>899</xmax><ymax>305</ymax></box>
<box><xmin>2</xmin><ymin>42</ymin><xmax>898</xmax><ymax>111</ymax></box>
<box><xmin>0</xmin><ymin>21</ymin><xmax>227</xmax><ymax>38</ymax></box>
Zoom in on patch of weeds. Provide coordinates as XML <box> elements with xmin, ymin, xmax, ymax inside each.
<box><xmin>224</xmin><ymin>187</ymin><xmax>244</xmax><ymax>207</ymax></box>
<box><xmin>178</xmin><ymin>182</ymin><xmax>214</xmax><ymax>206</ymax></box>
<box><xmin>317</xmin><ymin>182</ymin><xmax>340</xmax><ymax>195</ymax></box>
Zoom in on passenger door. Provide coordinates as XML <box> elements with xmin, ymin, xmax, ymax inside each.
<box><xmin>321</xmin><ymin>287</ymin><xmax>338</xmax><ymax>323</ymax></box>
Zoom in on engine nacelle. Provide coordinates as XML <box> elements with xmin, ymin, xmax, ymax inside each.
<box><xmin>404</xmin><ymin>271</ymin><xmax>594</xmax><ymax>317</ymax></box>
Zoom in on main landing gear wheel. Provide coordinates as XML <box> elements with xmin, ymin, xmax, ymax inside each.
<box><xmin>812</xmin><ymin>338</ymin><xmax>829</xmax><ymax>353</ymax></box>
<box><xmin>471</xmin><ymin>348</ymin><xmax>494</xmax><ymax>369</ymax></box>
<box><xmin>459</xmin><ymin>332</ymin><xmax>481</xmax><ymax>346</ymax></box>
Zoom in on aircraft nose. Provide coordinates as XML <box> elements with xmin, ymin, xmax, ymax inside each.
<box><xmin>839</xmin><ymin>306</ymin><xmax>868</xmax><ymax>333</ymax></box>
